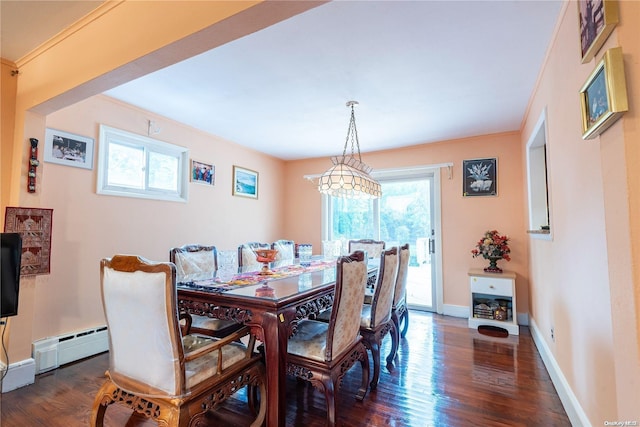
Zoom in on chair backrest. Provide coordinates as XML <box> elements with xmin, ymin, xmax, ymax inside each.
<box><xmin>348</xmin><ymin>239</ymin><xmax>385</xmax><ymax>259</ymax></box>
<box><xmin>238</xmin><ymin>242</ymin><xmax>270</xmax><ymax>267</ymax></box>
<box><xmin>368</xmin><ymin>247</ymin><xmax>399</xmax><ymax>328</ymax></box>
<box><xmin>393</xmin><ymin>243</ymin><xmax>410</xmax><ymax>308</ymax></box>
<box><xmin>100</xmin><ymin>255</ymin><xmax>185</xmax><ymax>396</ymax></box>
<box><xmin>325</xmin><ymin>251</ymin><xmax>368</xmax><ymax>361</ymax></box>
<box><xmin>272</xmin><ymin>240</ymin><xmax>295</xmax><ymax>260</ymax></box>
<box><xmin>169</xmin><ymin>244</ymin><xmax>217</xmax><ymax>282</ymax></box>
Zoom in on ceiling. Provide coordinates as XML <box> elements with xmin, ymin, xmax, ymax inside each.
<box><xmin>2</xmin><ymin>1</ymin><xmax>563</xmax><ymax>161</ymax></box>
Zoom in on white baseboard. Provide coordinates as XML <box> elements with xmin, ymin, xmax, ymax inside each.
<box><xmin>1</xmin><ymin>358</ymin><xmax>35</xmax><ymax>393</ymax></box>
<box><xmin>442</xmin><ymin>304</ymin><xmax>468</xmax><ymax>318</ymax></box>
<box><xmin>529</xmin><ymin>318</ymin><xmax>590</xmax><ymax>427</ymax></box>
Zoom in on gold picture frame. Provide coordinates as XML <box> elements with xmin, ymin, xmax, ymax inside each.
<box><xmin>579</xmin><ymin>47</ymin><xmax>628</xmax><ymax>140</ymax></box>
<box><xmin>578</xmin><ymin>0</ymin><xmax>619</xmax><ymax>63</ymax></box>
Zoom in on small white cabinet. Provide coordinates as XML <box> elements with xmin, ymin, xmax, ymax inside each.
<box><xmin>468</xmin><ymin>269</ymin><xmax>519</xmax><ymax>335</ymax></box>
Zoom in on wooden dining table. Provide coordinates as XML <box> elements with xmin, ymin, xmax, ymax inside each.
<box><xmin>176</xmin><ymin>258</ymin><xmax>377</xmax><ymax>427</ymax></box>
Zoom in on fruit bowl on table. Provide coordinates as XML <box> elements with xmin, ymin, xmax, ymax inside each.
<box><xmin>254</xmin><ymin>249</ymin><xmax>278</xmax><ymax>275</ymax></box>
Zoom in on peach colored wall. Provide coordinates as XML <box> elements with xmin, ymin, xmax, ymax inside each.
<box><xmin>2</xmin><ymin>0</ymin><xmax>321</xmax><ymax>364</ymax></box>
<box><xmin>28</xmin><ymin>94</ymin><xmax>286</xmax><ymax>341</ymax></box>
<box><xmin>521</xmin><ymin>1</ymin><xmax>639</xmax><ymax>423</ymax></box>
<box><xmin>284</xmin><ymin>132</ymin><xmax>528</xmax><ymax>312</ymax></box>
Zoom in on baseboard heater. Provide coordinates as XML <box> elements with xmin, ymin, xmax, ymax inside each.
<box><xmin>32</xmin><ymin>326</ymin><xmax>109</xmax><ymax>374</ymax></box>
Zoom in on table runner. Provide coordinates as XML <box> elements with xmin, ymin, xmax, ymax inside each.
<box><xmin>178</xmin><ymin>259</ymin><xmax>336</xmax><ymax>293</ymax></box>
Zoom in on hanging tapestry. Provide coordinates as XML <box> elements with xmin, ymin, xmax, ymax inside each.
<box><xmin>4</xmin><ymin>207</ymin><xmax>54</xmax><ymax>276</ymax></box>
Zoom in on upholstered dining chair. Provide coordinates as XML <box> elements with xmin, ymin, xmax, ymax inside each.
<box><xmin>286</xmin><ymin>251</ymin><xmax>370</xmax><ymax>427</ymax></box>
<box><xmin>272</xmin><ymin>239</ymin><xmax>295</xmax><ymax>260</ymax></box>
<box><xmin>91</xmin><ymin>255</ymin><xmax>266</xmax><ymax>427</ymax></box>
<box><xmin>387</xmin><ymin>243</ymin><xmax>410</xmax><ymax>364</ymax></box>
<box><xmin>238</xmin><ymin>242</ymin><xmax>271</xmax><ymax>267</ymax></box>
<box><xmin>170</xmin><ymin>245</ymin><xmax>242</xmax><ymax>338</ymax></box>
<box><xmin>348</xmin><ymin>239</ymin><xmax>386</xmax><ymax>260</ymax></box>
<box><xmin>360</xmin><ymin>246</ymin><xmax>399</xmax><ymax>390</ymax></box>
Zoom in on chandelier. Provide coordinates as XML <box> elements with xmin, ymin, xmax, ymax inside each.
<box><xmin>318</xmin><ymin>101</ymin><xmax>381</xmax><ymax>199</ymax></box>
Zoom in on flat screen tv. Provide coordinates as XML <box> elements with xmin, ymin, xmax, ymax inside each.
<box><xmin>1</xmin><ymin>233</ymin><xmax>22</xmax><ymax>318</ymax></box>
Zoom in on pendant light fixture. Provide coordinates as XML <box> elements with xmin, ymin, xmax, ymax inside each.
<box><xmin>318</xmin><ymin>101</ymin><xmax>381</xmax><ymax>199</ymax></box>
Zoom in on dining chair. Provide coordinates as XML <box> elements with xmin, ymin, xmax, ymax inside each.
<box><xmin>170</xmin><ymin>245</ymin><xmax>242</xmax><ymax>338</ymax></box>
<box><xmin>272</xmin><ymin>239</ymin><xmax>295</xmax><ymax>260</ymax></box>
<box><xmin>238</xmin><ymin>242</ymin><xmax>271</xmax><ymax>267</ymax></box>
<box><xmin>91</xmin><ymin>255</ymin><xmax>266</xmax><ymax>427</ymax></box>
<box><xmin>294</xmin><ymin>243</ymin><xmax>313</xmax><ymax>259</ymax></box>
<box><xmin>348</xmin><ymin>239</ymin><xmax>386</xmax><ymax>259</ymax></box>
<box><xmin>360</xmin><ymin>246</ymin><xmax>399</xmax><ymax>390</ymax></box>
<box><xmin>387</xmin><ymin>243</ymin><xmax>410</xmax><ymax>364</ymax></box>
<box><xmin>286</xmin><ymin>250</ymin><xmax>370</xmax><ymax>427</ymax></box>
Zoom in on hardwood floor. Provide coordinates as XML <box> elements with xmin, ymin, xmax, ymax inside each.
<box><xmin>0</xmin><ymin>312</ymin><xmax>570</xmax><ymax>426</ymax></box>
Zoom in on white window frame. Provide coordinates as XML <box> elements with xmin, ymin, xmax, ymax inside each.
<box><xmin>97</xmin><ymin>125</ymin><xmax>189</xmax><ymax>202</ymax></box>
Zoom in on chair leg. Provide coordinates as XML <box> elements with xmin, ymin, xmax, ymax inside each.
<box><xmin>249</xmin><ymin>378</ymin><xmax>267</xmax><ymax>427</ymax></box>
<box><xmin>386</xmin><ymin>319</ymin><xmax>399</xmax><ymax>365</ymax></box>
<box><xmin>401</xmin><ymin>309</ymin><xmax>409</xmax><ymax>338</ymax></box>
<box><xmin>322</xmin><ymin>378</ymin><xmax>337</xmax><ymax>427</ymax></box>
<box><xmin>368</xmin><ymin>340</ymin><xmax>381</xmax><ymax>391</ymax></box>
<box><xmin>356</xmin><ymin>343</ymin><xmax>370</xmax><ymax>401</ymax></box>
<box><xmin>90</xmin><ymin>381</ymin><xmax>116</xmax><ymax>427</ymax></box>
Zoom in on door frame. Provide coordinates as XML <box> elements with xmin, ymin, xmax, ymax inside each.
<box><xmin>320</xmin><ymin>164</ymin><xmax>448</xmax><ymax>314</ymax></box>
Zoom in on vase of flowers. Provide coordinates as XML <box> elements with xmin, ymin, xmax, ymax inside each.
<box><xmin>471</xmin><ymin>230</ymin><xmax>511</xmax><ymax>273</ymax></box>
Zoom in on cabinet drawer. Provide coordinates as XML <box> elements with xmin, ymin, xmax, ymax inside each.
<box><xmin>470</xmin><ymin>276</ymin><xmax>512</xmax><ymax>296</ymax></box>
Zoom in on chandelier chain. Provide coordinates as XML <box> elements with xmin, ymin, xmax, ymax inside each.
<box><xmin>343</xmin><ymin>104</ymin><xmax>362</xmax><ymax>161</ymax></box>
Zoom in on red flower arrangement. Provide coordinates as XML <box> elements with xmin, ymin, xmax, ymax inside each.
<box><xmin>471</xmin><ymin>230</ymin><xmax>511</xmax><ymax>261</ymax></box>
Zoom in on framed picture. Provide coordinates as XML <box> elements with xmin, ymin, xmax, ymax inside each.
<box><xmin>44</xmin><ymin>128</ymin><xmax>94</xmax><ymax>169</ymax></box>
<box><xmin>580</xmin><ymin>47</ymin><xmax>628</xmax><ymax>140</ymax></box>
<box><xmin>463</xmin><ymin>158</ymin><xmax>497</xmax><ymax>197</ymax></box>
<box><xmin>232</xmin><ymin>165</ymin><xmax>258</xmax><ymax>199</ymax></box>
<box><xmin>190</xmin><ymin>159</ymin><xmax>215</xmax><ymax>185</ymax></box>
<box><xmin>578</xmin><ymin>0</ymin><xmax>619</xmax><ymax>63</ymax></box>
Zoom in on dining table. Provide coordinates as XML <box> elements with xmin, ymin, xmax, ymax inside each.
<box><xmin>176</xmin><ymin>257</ymin><xmax>377</xmax><ymax>427</ymax></box>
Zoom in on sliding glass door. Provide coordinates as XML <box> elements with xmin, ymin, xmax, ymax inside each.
<box><xmin>324</xmin><ymin>172</ymin><xmax>437</xmax><ymax>312</ymax></box>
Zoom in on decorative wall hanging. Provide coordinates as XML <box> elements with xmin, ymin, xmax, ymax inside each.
<box><xmin>232</xmin><ymin>166</ymin><xmax>258</xmax><ymax>199</ymax></box>
<box><xmin>190</xmin><ymin>159</ymin><xmax>215</xmax><ymax>185</ymax></box>
<box><xmin>580</xmin><ymin>47</ymin><xmax>628</xmax><ymax>140</ymax></box>
<box><xmin>578</xmin><ymin>0</ymin><xmax>619</xmax><ymax>63</ymax></box>
<box><xmin>44</xmin><ymin>128</ymin><xmax>94</xmax><ymax>169</ymax></box>
<box><xmin>463</xmin><ymin>158</ymin><xmax>497</xmax><ymax>197</ymax></box>
<box><xmin>4</xmin><ymin>207</ymin><xmax>53</xmax><ymax>276</ymax></box>
<box><xmin>28</xmin><ymin>138</ymin><xmax>39</xmax><ymax>193</ymax></box>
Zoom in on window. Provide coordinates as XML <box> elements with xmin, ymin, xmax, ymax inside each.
<box><xmin>526</xmin><ymin>109</ymin><xmax>552</xmax><ymax>239</ymax></box>
<box><xmin>97</xmin><ymin>125</ymin><xmax>189</xmax><ymax>202</ymax></box>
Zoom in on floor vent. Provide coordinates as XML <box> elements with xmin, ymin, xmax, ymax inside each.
<box><xmin>32</xmin><ymin>326</ymin><xmax>108</xmax><ymax>374</ymax></box>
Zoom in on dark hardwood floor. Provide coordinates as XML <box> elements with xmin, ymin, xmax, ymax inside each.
<box><xmin>0</xmin><ymin>312</ymin><xmax>570</xmax><ymax>426</ymax></box>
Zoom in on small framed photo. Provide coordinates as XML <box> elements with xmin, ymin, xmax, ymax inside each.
<box><xmin>232</xmin><ymin>165</ymin><xmax>258</xmax><ymax>199</ymax></box>
<box><xmin>44</xmin><ymin>128</ymin><xmax>94</xmax><ymax>169</ymax></box>
<box><xmin>580</xmin><ymin>47</ymin><xmax>628</xmax><ymax>140</ymax></box>
<box><xmin>463</xmin><ymin>158</ymin><xmax>497</xmax><ymax>197</ymax></box>
<box><xmin>578</xmin><ymin>0</ymin><xmax>619</xmax><ymax>63</ymax></box>
<box><xmin>190</xmin><ymin>159</ymin><xmax>215</xmax><ymax>185</ymax></box>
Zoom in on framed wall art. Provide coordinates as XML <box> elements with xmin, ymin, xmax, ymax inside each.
<box><xmin>190</xmin><ymin>159</ymin><xmax>215</xmax><ymax>185</ymax></box>
<box><xmin>4</xmin><ymin>207</ymin><xmax>53</xmax><ymax>276</ymax></box>
<box><xmin>578</xmin><ymin>0</ymin><xmax>619</xmax><ymax>63</ymax></box>
<box><xmin>44</xmin><ymin>128</ymin><xmax>94</xmax><ymax>169</ymax></box>
<box><xmin>232</xmin><ymin>166</ymin><xmax>258</xmax><ymax>199</ymax></box>
<box><xmin>463</xmin><ymin>158</ymin><xmax>497</xmax><ymax>197</ymax></box>
<box><xmin>579</xmin><ymin>47</ymin><xmax>628</xmax><ymax>140</ymax></box>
